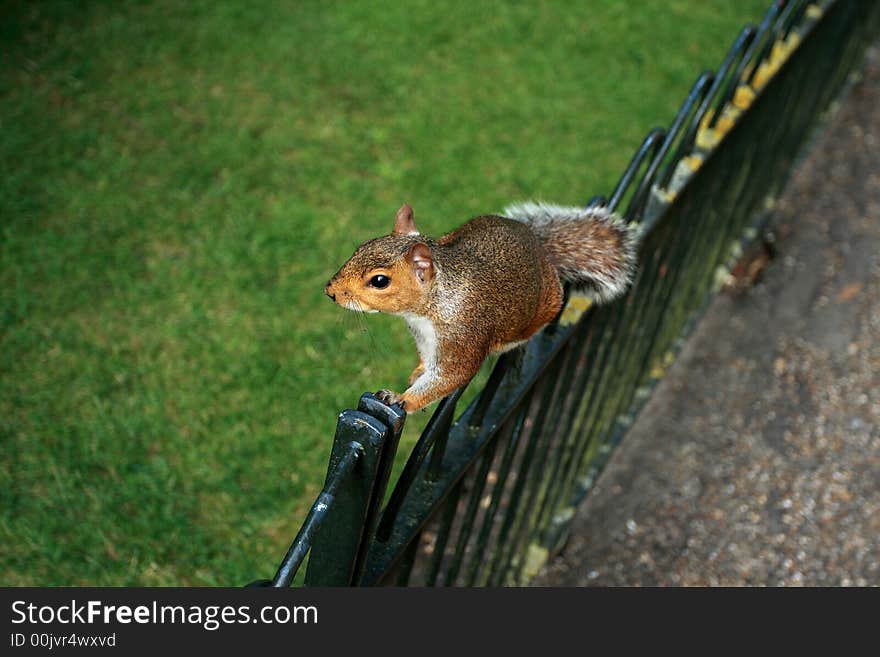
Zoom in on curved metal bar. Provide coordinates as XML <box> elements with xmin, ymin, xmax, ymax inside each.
<box><xmin>653</xmin><ymin>70</ymin><xmax>716</xmax><ymax>189</ymax></box>
<box><xmin>607</xmin><ymin>127</ymin><xmax>666</xmax><ymax>215</ymax></box>
<box><xmin>626</xmin><ymin>71</ymin><xmax>714</xmax><ymax>215</ymax></box>
<box><xmin>624</xmin><ymin>128</ymin><xmax>668</xmax><ymax>221</ymax></box>
<box><xmin>709</xmin><ymin>2</ymin><xmax>782</xmax><ymax>128</ymax></box>
<box><xmin>664</xmin><ymin>25</ymin><xmax>756</xmax><ymax>173</ymax></box>
<box><xmin>782</xmin><ymin>0</ymin><xmax>810</xmax><ymax>39</ymax></box>
<box><xmin>747</xmin><ymin>0</ymin><xmax>801</xmax><ymax>87</ymax></box>
<box><xmin>271</xmin><ymin>440</ymin><xmax>363</xmax><ymax>586</ymax></box>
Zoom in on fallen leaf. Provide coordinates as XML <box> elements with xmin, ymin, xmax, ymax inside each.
<box><xmin>836</xmin><ymin>282</ymin><xmax>862</xmax><ymax>302</ymax></box>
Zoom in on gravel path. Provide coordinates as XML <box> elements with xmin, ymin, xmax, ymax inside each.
<box><xmin>534</xmin><ymin>45</ymin><xmax>880</xmax><ymax>587</ymax></box>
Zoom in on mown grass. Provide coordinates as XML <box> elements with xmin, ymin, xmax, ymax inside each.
<box><xmin>1</xmin><ymin>0</ymin><xmax>769</xmax><ymax>585</ymax></box>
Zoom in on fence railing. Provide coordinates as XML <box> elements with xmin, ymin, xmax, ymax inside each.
<box><xmin>252</xmin><ymin>0</ymin><xmax>880</xmax><ymax>587</ymax></box>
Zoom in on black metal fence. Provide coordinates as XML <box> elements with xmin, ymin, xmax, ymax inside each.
<box><xmin>255</xmin><ymin>0</ymin><xmax>880</xmax><ymax>587</ymax></box>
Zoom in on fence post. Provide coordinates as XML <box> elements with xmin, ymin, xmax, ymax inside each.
<box><xmin>302</xmin><ymin>407</ymin><xmax>391</xmax><ymax>586</ymax></box>
<box><xmin>351</xmin><ymin>394</ymin><xmax>406</xmax><ymax>583</ymax></box>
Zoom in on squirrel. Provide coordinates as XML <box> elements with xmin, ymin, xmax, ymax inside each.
<box><xmin>325</xmin><ymin>201</ymin><xmax>637</xmax><ymax>412</ymax></box>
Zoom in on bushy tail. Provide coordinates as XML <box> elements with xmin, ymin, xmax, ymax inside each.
<box><xmin>503</xmin><ymin>201</ymin><xmax>638</xmax><ymax>303</ymax></box>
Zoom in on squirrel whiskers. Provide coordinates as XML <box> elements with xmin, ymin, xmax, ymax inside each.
<box><xmin>326</xmin><ymin>202</ymin><xmax>637</xmax><ymax>412</ymax></box>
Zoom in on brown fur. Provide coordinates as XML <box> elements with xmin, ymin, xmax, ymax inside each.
<box><xmin>326</xmin><ymin>203</ymin><xmax>629</xmax><ymax>412</ymax></box>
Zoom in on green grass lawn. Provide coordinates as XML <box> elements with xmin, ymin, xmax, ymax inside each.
<box><xmin>1</xmin><ymin>0</ymin><xmax>769</xmax><ymax>585</ymax></box>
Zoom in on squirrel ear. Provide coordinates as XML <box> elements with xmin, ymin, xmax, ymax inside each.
<box><xmin>407</xmin><ymin>243</ymin><xmax>434</xmax><ymax>283</ymax></box>
<box><xmin>393</xmin><ymin>203</ymin><xmax>419</xmax><ymax>236</ymax></box>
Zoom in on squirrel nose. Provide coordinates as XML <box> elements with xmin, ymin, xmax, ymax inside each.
<box><xmin>325</xmin><ymin>282</ymin><xmax>336</xmax><ymax>302</ymax></box>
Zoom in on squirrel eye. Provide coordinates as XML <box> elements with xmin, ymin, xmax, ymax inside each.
<box><xmin>369</xmin><ymin>274</ymin><xmax>391</xmax><ymax>289</ymax></box>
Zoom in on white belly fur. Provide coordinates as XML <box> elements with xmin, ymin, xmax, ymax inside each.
<box><xmin>401</xmin><ymin>313</ymin><xmax>439</xmax><ymax>394</ymax></box>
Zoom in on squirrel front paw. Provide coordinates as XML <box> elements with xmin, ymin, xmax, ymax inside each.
<box><xmin>375</xmin><ymin>389</ymin><xmax>407</xmax><ymax>410</ymax></box>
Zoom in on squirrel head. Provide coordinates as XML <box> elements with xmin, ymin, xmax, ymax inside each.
<box><xmin>325</xmin><ymin>204</ymin><xmax>436</xmax><ymax>314</ymax></box>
